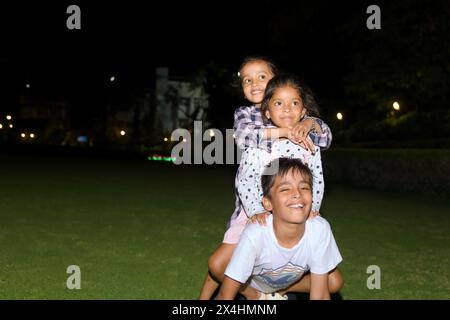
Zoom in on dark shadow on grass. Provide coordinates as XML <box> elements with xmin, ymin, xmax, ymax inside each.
<box><xmin>287</xmin><ymin>292</ymin><xmax>343</xmax><ymax>300</ymax></box>
<box><xmin>212</xmin><ymin>291</ymin><xmax>344</xmax><ymax>300</ymax></box>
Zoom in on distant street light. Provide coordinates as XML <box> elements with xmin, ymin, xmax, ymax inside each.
<box><xmin>110</xmin><ymin>76</ymin><xmax>116</xmax><ymax>82</ymax></box>
<box><xmin>9</xmin><ymin>124</ymin><xmax>13</xmax><ymax>128</ymax></box>
<box><xmin>120</xmin><ymin>130</ymin><xmax>126</xmax><ymax>136</ymax></box>
<box><xmin>0</xmin><ymin>124</ymin><xmax>3</xmax><ymax>129</ymax></box>
<box><xmin>336</xmin><ymin>112</ymin><xmax>343</xmax><ymax>120</ymax></box>
<box><xmin>6</xmin><ymin>115</ymin><xmax>12</xmax><ymax>120</ymax></box>
<box><xmin>21</xmin><ymin>133</ymin><xmax>26</xmax><ymax>138</ymax></box>
<box><xmin>30</xmin><ymin>133</ymin><xmax>35</xmax><ymax>138</ymax></box>
<box><xmin>26</xmin><ymin>84</ymin><xmax>30</xmax><ymax>89</ymax></box>
<box><xmin>393</xmin><ymin>101</ymin><xmax>400</xmax><ymax>111</ymax></box>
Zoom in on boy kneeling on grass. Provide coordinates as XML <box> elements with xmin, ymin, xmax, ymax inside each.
<box><xmin>217</xmin><ymin>157</ymin><xmax>343</xmax><ymax>300</ymax></box>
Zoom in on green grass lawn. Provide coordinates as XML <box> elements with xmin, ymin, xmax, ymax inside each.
<box><xmin>0</xmin><ymin>154</ymin><xmax>449</xmax><ymax>299</ymax></box>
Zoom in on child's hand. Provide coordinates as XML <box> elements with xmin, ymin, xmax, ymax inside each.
<box><xmin>249</xmin><ymin>212</ymin><xmax>270</xmax><ymax>226</ymax></box>
<box><xmin>288</xmin><ymin>129</ymin><xmax>315</xmax><ymax>154</ymax></box>
<box><xmin>299</xmin><ymin>137</ymin><xmax>315</xmax><ymax>154</ymax></box>
<box><xmin>308</xmin><ymin>211</ymin><xmax>321</xmax><ymax>220</ymax></box>
<box><xmin>291</xmin><ymin>121</ymin><xmax>311</xmax><ymax>143</ymax></box>
<box><xmin>288</xmin><ymin>125</ymin><xmax>315</xmax><ymax>154</ymax></box>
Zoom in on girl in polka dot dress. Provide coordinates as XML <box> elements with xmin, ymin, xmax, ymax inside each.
<box><xmin>237</xmin><ymin>75</ymin><xmax>324</xmax><ymax>223</ymax></box>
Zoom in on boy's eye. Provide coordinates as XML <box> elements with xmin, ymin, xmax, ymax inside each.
<box><xmin>274</xmin><ymin>101</ymin><xmax>282</xmax><ymax>107</ymax></box>
<box><xmin>243</xmin><ymin>78</ymin><xmax>251</xmax><ymax>84</ymax></box>
<box><xmin>259</xmin><ymin>74</ymin><xmax>266</xmax><ymax>80</ymax></box>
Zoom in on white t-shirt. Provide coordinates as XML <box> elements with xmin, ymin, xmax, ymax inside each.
<box><xmin>224</xmin><ymin>215</ymin><xmax>342</xmax><ymax>294</ymax></box>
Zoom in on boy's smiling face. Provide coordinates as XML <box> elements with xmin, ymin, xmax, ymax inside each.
<box><xmin>263</xmin><ymin>168</ymin><xmax>312</xmax><ymax>224</ymax></box>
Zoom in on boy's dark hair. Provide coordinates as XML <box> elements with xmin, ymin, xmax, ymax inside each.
<box><xmin>262</xmin><ymin>158</ymin><xmax>313</xmax><ymax>198</ymax></box>
<box><xmin>261</xmin><ymin>75</ymin><xmax>320</xmax><ymax>119</ymax></box>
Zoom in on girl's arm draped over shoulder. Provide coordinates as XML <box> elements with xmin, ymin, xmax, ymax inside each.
<box><xmin>305</xmin><ymin>116</ymin><xmax>333</xmax><ymax>151</ymax></box>
<box><xmin>234</xmin><ymin>106</ymin><xmax>290</xmax><ymax>151</ymax></box>
<box><xmin>233</xmin><ymin>106</ymin><xmax>267</xmax><ymax>150</ymax></box>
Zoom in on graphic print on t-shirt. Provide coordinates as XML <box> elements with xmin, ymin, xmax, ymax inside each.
<box><xmin>256</xmin><ymin>262</ymin><xmax>309</xmax><ymax>290</ymax></box>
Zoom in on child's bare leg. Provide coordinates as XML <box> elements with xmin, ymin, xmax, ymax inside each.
<box><xmin>328</xmin><ymin>268</ymin><xmax>344</xmax><ymax>293</ymax></box>
<box><xmin>198</xmin><ymin>243</ymin><xmax>237</xmax><ymax>299</ymax></box>
<box><xmin>279</xmin><ymin>268</ymin><xmax>344</xmax><ymax>295</ymax></box>
<box><xmin>208</xmin><ymin>243</ymin><xmax>237</xmax><ymax>282</ymax></box>
<box><xmin>199</xmin><ymin>272</ymin><xmax>220</xmax><ymax>300</ymax></box>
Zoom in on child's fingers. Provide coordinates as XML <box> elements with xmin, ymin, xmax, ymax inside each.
<box><xmin>297</xmin><ymin>133</ymin><xmax>309</xmax><ymax>150</ymax></box>
<box><xmin>305</xmin><ymin>138</ymin><xmax>315</xmax><ymax>154</ymax></box>
<box><xmin>309</xmin><ymin>211</ymin><xmax>321</xmax><ymax>220</ymax></box>
<box><xmin>256</xmin><ymin>214</ymin><xmax>266</xmax><ymax>226</ymax></box>
<box><xmin>253</xmin><ymin>213</ymin><xmax>269</xmax><ymax>226</ymax></box>
<box><xmin>259</xmin><ymin>216</ymin><xmax>267</xmax><ymax>226</ymax></box>
<box><xmin>289</xmin><ymin>135</ymin><xmax>303</xmax><ymax>147</ymax></box>
<box><xmin>297</xmin><ymin>140</ymin><xmax>308</xmax><ymax>150</ymax></box>
<box><xmin>300</xmin><ymin>130</ymin><xmax>308</xmax><ymax>142</ymax></box>
<box><xmin>293</xmin><ymin>128</ymin><xmax>305</xmax><ymax>141</ymax></box>
<box><xmin>292</xmin><ymin>124</ymin><xmax>304</xmax><ymax>137</ymax></box>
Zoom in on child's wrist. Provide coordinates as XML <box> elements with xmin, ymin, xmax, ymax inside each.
<box><xmin>279</xmin><ymin>127</ymin><xmax>290</xmax><ymax>138</ymax></box>
<box><xmin>310</xmin><ymin>119</ymin><xmax>316</xmax><ymax>133</ymax></box>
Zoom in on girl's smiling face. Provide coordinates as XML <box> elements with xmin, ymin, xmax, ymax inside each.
<box><xmin>240</xmin><ymin>60</ymin><xmax>274</xmax><ymax>105</ymax></box>
<box><xmin>265</xmin><ymin>85</ymin><xmax>306</xmax><ymax>128</ymax></box>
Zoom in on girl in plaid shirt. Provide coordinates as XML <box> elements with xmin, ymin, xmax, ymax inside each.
<box><xmin>199</xmin><ymin>57</ymin><xmax>337</xmax><ymax>299</ymax></box>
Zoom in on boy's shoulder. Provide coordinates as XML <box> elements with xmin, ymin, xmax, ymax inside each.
<box><xmin>241</xmin><ymin>215</ymin><xmax>273</xmax><ymax>243</ymax></box>
<box><xmin>306</xmin><ymin>216</ymin><xmax>331</xmax><ymax>236</ymax></box>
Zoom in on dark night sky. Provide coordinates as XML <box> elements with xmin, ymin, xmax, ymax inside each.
<box><xmin>0</xmin><ymin>1</ymin><xmax>361</xmax><ymax>86</ymax></box>
<box><xmin>1</xmin><ymin>0</ymin><xmax>448</xmax><ymax>130</ymax></box>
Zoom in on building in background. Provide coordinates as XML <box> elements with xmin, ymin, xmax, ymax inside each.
<box><xmin>2</xmin><ymin>67</ymin><xmax>210</xmax><ymax>153</ymax></box>
<box><xmin>154</xmin><ymin>67</ymin><xmax>210</xmax><ymax>135</ymax></box>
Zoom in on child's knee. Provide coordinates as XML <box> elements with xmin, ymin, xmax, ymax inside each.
<box><xmin>329</xmin><ymin>271</ymin><xmax>344</xmax><ymax>293</ymax></box>
<box><xmin>208</xmin><ymin>244</ymin><xmax>236</xmax><ymax>280</ymax></box>
<box><xmin>208</xmin><ymin>254</ymin><xmax>224</xmax><ymax>278</ymax></box>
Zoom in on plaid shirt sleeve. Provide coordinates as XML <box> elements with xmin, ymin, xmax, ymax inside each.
<box><xmin>233</xmin><ymin>106</ymin><xmax>269</xmax><ymax>151</ymax></box>
<box><xmin>305</xmin><ymin>116</ymin><xmax>333</xmax><ymax>151</ymax></box>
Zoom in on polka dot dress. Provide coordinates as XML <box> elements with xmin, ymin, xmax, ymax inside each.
<box><xmin>237</xmin><ymin>139</ymin><xmax>324</xmax><ymax>217</ymax></box>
